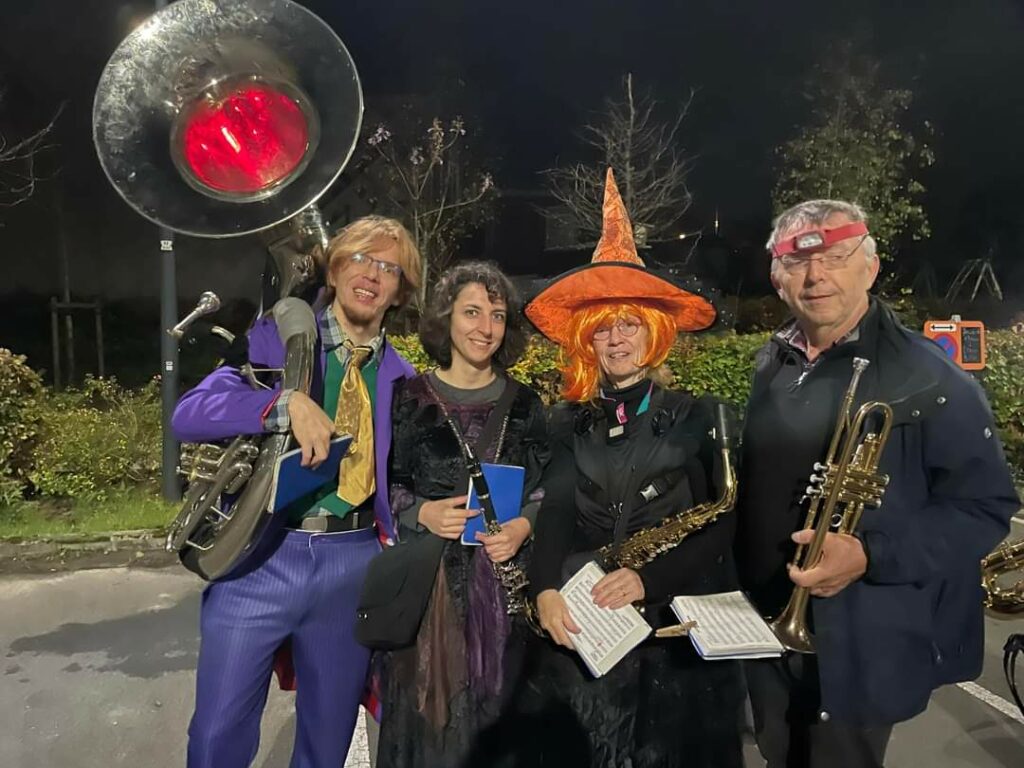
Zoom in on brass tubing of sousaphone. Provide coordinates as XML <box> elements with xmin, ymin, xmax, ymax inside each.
<box><xmin>94</xmin><ymin>1</ymin><xmax>366</xmax><ymax>580</ymax></box>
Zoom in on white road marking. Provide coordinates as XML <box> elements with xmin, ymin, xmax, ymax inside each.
<box><xmin>956</xmin><ymin>681</ymin><xmax>1024</xmax><ymax>725</ymax></box>
<box><xmin>343</xmin><ymin>710</ymin><xmax>371</xmax><ymax>768</ymax></box>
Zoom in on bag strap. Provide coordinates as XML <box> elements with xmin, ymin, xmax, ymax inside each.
<box><xmin>431</xmin><ymin>376</ymin><xmax>520</xmax><ymax>530</ymax></box>
<box><xmin>1003</xmin><ymin>633</ymin><xmax>1024</xmax><ymax>716</ymax></box>
<box><xmin>432</xmin><ymin>375</ymin><xmax>520</xmax><ymax>464</ymax></box>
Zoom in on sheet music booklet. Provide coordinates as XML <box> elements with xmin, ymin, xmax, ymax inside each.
<box><xmin>670</xmin><ymin>591</ymin><xmax>784</xmax><ymax>660</ymax></box>
<box><xmin>560</xmin><ymin>561</ymin><xmax>652</xmax><ymax>677</ymax></box>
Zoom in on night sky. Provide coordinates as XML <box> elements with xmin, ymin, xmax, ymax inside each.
<box><xmin>2</xmin><ymin>0</ymin><xmax>1024</xmax><ymax>303</ymax></box>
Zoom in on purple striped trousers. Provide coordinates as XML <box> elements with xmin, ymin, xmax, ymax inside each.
<box><xmin>187</xmin><ymin>527</ymin><xmax>379</xmax><ymax>768</ymax></box>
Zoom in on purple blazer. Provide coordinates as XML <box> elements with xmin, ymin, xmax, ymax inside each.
<box><xmin>171</xmin><ymin>314</ymin><xmax>415</xmax><ymax>543</ymax></box>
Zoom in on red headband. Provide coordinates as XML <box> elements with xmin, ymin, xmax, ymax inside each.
<box><xmin>770</xmin><ymin>221</ymin><xmax>869</xmax><ymax>258</ymax></box>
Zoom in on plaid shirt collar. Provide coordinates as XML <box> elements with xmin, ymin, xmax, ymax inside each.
<box><xmin>775</xmin><ymin>319</ymin><xmax>860</xmax><ymax>361</ymax></box>
<box><xmin>319</xmin><ymin>304</ymin><xmax>385</xmax><ymax>363</ymax></box>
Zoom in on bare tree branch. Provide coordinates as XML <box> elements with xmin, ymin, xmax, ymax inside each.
<box><xmin>363</xmin><ymin>115</ymin><xmax>495</xmax><ymax>302</ymax></box>
<box><xmin>0</xmin><ymin>101</ymin><xmax>64</xmax><ymax>211</ymax></box>
<box><xmin>544</xmin><ymin>75</ymin><xmax>694</xmax><ymax>244</ymax></box>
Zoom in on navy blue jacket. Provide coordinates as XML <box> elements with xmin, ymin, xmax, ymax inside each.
<box><xmin>739</xmin><ymin>300</ymin><xmax>1019</xmax><ymax>726</ymax></box>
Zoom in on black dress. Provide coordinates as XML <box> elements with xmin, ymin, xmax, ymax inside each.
<box><xmin>492</xmin><ymin>381</ymin><xmax>745</xmax><ymax>768</ymax></box>
<box><xmin>376</xmin><ymin>372</ymin><xmax>549</xmax><ymax>768</ymax></box>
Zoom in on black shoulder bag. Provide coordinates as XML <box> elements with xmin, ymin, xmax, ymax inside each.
<box><xmin>354</xmin><ymin>377</ymin><xmax>519</xmax><ymax>650</ymax></box>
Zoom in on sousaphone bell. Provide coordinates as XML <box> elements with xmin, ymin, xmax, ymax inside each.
<box><xmin>93</xmin><ymin>0</ymin><xmax>363</xmax><ymax>580</ymax></box>
<box><xmin>93</xmin><ymin>0</ymin><xmax>362</xmax><ymax>237</ymax></box>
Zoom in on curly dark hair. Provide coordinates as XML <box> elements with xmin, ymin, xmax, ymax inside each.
<box><xmin>419</xmin><ymin>261</ymin><xmax>528</xmax><ymax>369</ymax></box>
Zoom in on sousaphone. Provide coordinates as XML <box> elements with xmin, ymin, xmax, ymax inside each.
<box><xmin>93</xmin><ymin>0</ymin><xmax>362</xmax><ymax>580</ymax></box>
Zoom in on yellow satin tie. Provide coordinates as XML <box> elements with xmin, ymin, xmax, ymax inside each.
<box><xmin>335</xmin><ymin>344</ymin><xmax>375</xmax><ymax>507</ymax></box>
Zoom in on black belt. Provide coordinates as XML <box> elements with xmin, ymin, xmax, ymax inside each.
<box><xmin>289</xmin><ymin>511</ymin><xmax>373</xmax><ymax>533</ymax></box>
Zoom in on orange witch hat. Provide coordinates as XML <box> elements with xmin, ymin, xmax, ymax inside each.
<box><xmin>526</xmin><ymin>168</ymin><xmax>716</xmax><ymax>346</ymax></box>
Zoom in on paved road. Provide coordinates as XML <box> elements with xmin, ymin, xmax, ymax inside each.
<box><xmin>1</xmin><ymin>564</ymin><xmax>1021</xmax><ymax>768</ymax></box>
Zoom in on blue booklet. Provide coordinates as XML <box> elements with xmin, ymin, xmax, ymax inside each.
<box><xmin>462</xmin><ymin>463</ymin><xmax>526</xmax><ymax>546</ymax></box>
<box><xmin>268</xmin><ymin>435</ymin><xmax>353</xmax><ymax>513</ymax></box>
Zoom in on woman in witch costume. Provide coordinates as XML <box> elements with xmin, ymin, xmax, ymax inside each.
<box><xmin>507</xmin><ymin>170</ymin><xmax>745</xmax><ymax>767</ymax></box>
<box><xmin>375</xmin><ymin>261</ymin><xmax>549</xmax><ymax>768</ymax></box>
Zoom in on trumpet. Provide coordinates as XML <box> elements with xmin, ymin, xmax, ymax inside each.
<box><xmin>770</xmin><ymin>357</ymin><xmax>894</xmax><ymax>654</ymax></box>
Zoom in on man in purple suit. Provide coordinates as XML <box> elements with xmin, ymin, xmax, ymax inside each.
<box><xmin>172</xmin><ymin>215</ymin><xmax>423</xmax><ymax>768</ymax></box>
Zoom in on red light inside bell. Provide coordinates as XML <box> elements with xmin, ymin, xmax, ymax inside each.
<box><xmin>180</xmin><ymin>82</ymin><xmax>310</xmax><ymax>195</ymax></box>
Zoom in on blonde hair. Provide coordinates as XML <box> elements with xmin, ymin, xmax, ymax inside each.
<box><xmin>321</xmin><ymin>215</ymin><xmax>422</xmax><ymax>307</ymax></box>
<box><xmin>560</xmin><ymin>301</ymin><xmax>678</xmax><ymax>402</ymax></box>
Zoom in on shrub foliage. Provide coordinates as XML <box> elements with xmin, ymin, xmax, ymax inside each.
<box><xmin>2</xmin><ymin>328</ymin><xmax>1022</xmax><ymax>505</ymax></box>
<box><xmin>0</xmin><ymin>349</ymin><xmax>45</xmax><ymax>505</ymax></box>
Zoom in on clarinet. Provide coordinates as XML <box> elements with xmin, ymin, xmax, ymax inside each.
<box><xmin>460</xmin><ymin>440</ymin><xmax>533</xmax><ymax>616</ymax></box>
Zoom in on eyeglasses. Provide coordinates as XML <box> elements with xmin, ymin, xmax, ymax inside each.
<box><xmin>592</xmin><ymin>319</ymin><xmax>642</xmax><ymax>341</ymax></box>
<box><xmin>777</xmin><ymin>235</ymin><xmax>868</xmax><ymax>272</ymax></box>
<box><xmin>350</xmin><ymin>252</ymin><xmax>403</xmax><ymax>278</ymax></box>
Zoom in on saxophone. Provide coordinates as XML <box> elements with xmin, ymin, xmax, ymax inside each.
<box><xmin>598</xmin><ymin>403</ymin><xmax>738</xmax><ymax>570</ymax></box>
<box><xmin>982</xmin><ymin>539</ymin><xmax>1024</xmax><ymax>717</ymax></box>
<box><xmin>982</xmin><ymin>537</ymin><xmax>1024</xmax><ymax>614</ymax></box>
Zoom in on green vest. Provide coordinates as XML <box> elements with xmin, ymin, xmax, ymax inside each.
<box><xmin>287</xmin><ymin>349</ymin><xmax>378</xmax><ymax>523</ymax></box>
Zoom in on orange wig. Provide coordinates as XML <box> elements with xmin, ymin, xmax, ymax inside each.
<box><xmin>560</xmin><ymin>301</ymin><xmax>678</xmax><ymax>403</ymax></box>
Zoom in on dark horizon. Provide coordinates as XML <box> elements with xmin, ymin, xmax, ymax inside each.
<box><xmin>2</xmin><ymin>0</ymin><xmax>1023</xmax><ymax>305</ymax></box>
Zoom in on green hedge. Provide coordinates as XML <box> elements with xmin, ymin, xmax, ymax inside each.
<box><xmin>392</xmin><ymin>330</ymin><xmax>1024</xmax><ymax>474</ymax></box>
<box><xmin>393</xmin><ymin>331</ymin><xmax>772</xmax><ymax>406</ymax></box>
<box><xmin>27</xmin><ymin>377</ymin><xmax>163</xmax><ymax>501</ymax></box>
<box><xmin>1</xmin><ymin>329</ymin><xmax>1021</xmax><ymax>504</ymax></box>
<box><xmin>667</xmin><ymin>332</ymin><xmax>772</xmax><ymax>405</ymax></box>
<box><xmin>0</xmin><ymin>349</ymin><xmax>44</xmax><ymax>505</ymax></box>
<box><xmin>980</xmin><ymin>331</ymin><xmax>1024</xmax><ymax>481</ymax></box>
<box><xmin>0</xmin><ymin>369</ymin><xmax>163</xmax><ymax>505</ymax></box>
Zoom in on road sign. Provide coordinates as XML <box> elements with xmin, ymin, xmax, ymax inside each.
<box><xmin>923</xmin><ymin>319</ymin><xmax>987</xmax><ymax>371</ymax></box>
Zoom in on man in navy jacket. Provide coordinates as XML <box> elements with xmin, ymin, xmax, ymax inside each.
<box><xmin>736</xmin><ymin>198</ymin><xmax>1019</xmax><ymax>768</ymax></box>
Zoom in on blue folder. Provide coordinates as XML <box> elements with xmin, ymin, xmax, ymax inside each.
<box><xmin>462</xmin><ymin>463</ymin><xmax>526</xmax><ymax>545</ymax></box>
<box><xmin>268</xmin><ymin>435</ymin><xmax>353</xmax><ymax>513</ymax></box>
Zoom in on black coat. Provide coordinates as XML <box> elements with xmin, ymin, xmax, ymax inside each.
<box><xmin>516</xmin><ymin>386</ymin><xmax>745</xmax><ymax>768</ymax></box>
<box><xmin>377</xmin><ymin>373</ymin><xmax>550</xmax><ymax>768</ymax></box>
<box><xmin>737</xmin><ymin>299</ymin><xmax>1020</xmax><ymax>725</ymax></box>
<box><xmin>531</xmin><ymin>387</ymin><xmax>738</xmax><ymax>618</ymax></box>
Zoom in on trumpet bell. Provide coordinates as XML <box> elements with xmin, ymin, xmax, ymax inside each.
<box><xmin>93</xmin><ymin>0</ymin><xmax>362</xmax><ymax>238</ymax></box>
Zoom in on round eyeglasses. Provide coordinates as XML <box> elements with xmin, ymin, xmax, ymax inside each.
<box><xmin>592</xmin><ymin>319</ymin><xmax>642</xmax><ymax>341</ymax></box>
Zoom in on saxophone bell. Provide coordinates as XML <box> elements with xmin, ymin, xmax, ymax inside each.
<box><xmin>982</xmin><ymin>537</ymin><xmax>1024</xmax><ymax>614</ymax></box>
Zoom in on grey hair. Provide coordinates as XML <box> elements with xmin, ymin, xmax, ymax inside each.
<box><xmin>767</xmin><ymin>199</ymin><xmax>877</xmax><ymax>276</ymax></box>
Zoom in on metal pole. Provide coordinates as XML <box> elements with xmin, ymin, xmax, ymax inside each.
<box><xmin>50</xmin><ymin>297</ymin><xmax>62</xmax><ymax>391</ymax></box>
<box><xmin>95</xmin><ymin>302</ymin><xmax>105</xmax><ymax>378</ymax></box>
<box><xmin>154</xmin><ymin>0</ymin><xmax>180</xmax><ymax>502</ymax></box>
<box><xmin>160</xmin><ymin>228</ymin><xmax>181</xmax><ymax>502</ymax></box>
<box><xmin>55</xmin><ymin>186</ymin><xmax>76</xmax><ymax>385</ymax></box>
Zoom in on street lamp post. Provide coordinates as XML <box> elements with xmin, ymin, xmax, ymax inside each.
<box><xmin>156</xmin><ymin>0</ymin><xmax>181</xmax><ymax>503</ymax></box>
